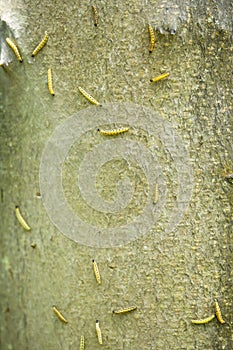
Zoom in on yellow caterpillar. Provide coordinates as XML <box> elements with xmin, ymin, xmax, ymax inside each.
<box><xmin>15</xmin><ymin>206</ymin><xmax>31</xmax><ymax>231</ymax></box>
<box><xmin>148</xmin><ymin>25</ymin><xmax>155</xmax><ymax>53</ymax></box>
<box><xmin>32</xmin><ymin>32</ymin><xmax>49</xmax><ymax>57</ymax></box>
<box><xmin>153</xmin><ymin>183</ymin><xmax>158</xmax><ymax>204</ymax></box>
<box><xmin>214</xmin><ymin>300</ymin><xmax>225</xmax><ymax>324</ymax></box>
<box><xmin>113</xmin><ymin>306</ymin><xmax>137</xmax><ymax>314</ymax></box>
<box><xmin>92</xmin><ymin>259</ymin><xmax>101</xmax><ymax>284</ymax></box>
<box><xmin>78</xmin><ymin>86</ymin><xmax>100</xmax><ymax>106</ymax></box>
<box><xmin>150</xmin><ymin>73</ymin><xmax>170</xmax><ymax>83</ymax></box>
<box><xmin>6</xmin><ymin>38</ymin><xmax>23</xmax><ymax>62</ymax></box>
<box><xmin>80</xmin><ymin>335</ymin><xmax>85</xmax><ymax>350</ymax></box>
<box><xmin>191</xmin><ymin>314</ymin><xmax>215</xmax><ymax>324</ymax></box>
<box><xmin>52</xmin><ymin>305</ymin><xmax>68</xmax><ymax>323</ymax></box>
<box><xmin>95</xmin><ymin>320</ymin><xmax>102</xmax><ymax>344</ymax></box>
<box><xmin>98</xmin><ymin>127</ymin><xmax>129</xmax><ymax>136</ymax></box>
<box><xmin>48</xmin><ymin>68</ymin><xmax>55</xmax><ymax>96</ymax></box>
<box><xmin>92</xmin><ymin>6</ymin><xmax>99</xmax><ymax>27</ymax></box>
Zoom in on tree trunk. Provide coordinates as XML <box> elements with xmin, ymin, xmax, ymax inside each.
<box><xmin>0</xmin><ymin>0</ymin><xmax>232</xmax><ymax>349</ymax></box>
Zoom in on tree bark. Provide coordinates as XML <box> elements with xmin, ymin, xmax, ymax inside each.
<box><xmin>0</xmin><ymin>0</ymin><xmax>232</xmax><ymax>349</ymax></box>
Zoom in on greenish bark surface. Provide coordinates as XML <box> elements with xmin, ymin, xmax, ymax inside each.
<box><xmin>0</xmin><ymin>1</ymin><xmax>232</xmax><ymax>349</ymax></box>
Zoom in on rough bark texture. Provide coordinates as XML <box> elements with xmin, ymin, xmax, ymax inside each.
<box><xmin>0</xmin><ymin>1</ymin><xmax>232</xmax><ymax>349</ymax></box>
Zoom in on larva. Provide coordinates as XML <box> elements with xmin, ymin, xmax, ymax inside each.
<box><xmin>52</xmin><ymin>305</ymin><xmax>68</xmax><ymax>323</ymax></box>
<box><xmin>32</xmin><ymin>32</ymin><xmax>49</xmax><ymax>57</ymax></box>
<box><xmin>6</xmin><ymin>38</ymin><xmax>23</xmax><ymax>62</ymax></box>
<box><xmin>48</xmin><ymin>68</ymin><xmax>55</xmax><ymax>96</ymax></box>
<box><xmin>153</xmin><ymin>183</ymin><xmax>158</xmax><ymax>204</ymax></box>
<box><xmin>92</xmin><ymin>6</ymin><xmax>99</xmax><ymax>27</ymax></box>
<box><xmin>95</xmin><ymin>320</ymin><xmax>103</xmax><ymax>344</ymax></box>
<box><xmin>15</xmin><ymin>206</ymin><xmax>31</xmax><ymax>231</ymax></box>
<box><xmin>113</xmin><ymin>306</ymin><xmax>137</xmax><ymax>314</ymax></box>
<box><xmin>148</xmin><ymin>25</ymin><xmax>155</xmax><ymax>53</ymax></box>
<box><xmin>92</xmin><ymin>259</ymin><xmax>101</xmax><ymax>284</ymax></box>
<box><xmin>80</xmin><ymin>335</ymin><xmax>85</xmax><ymax>350</ymax></box>
<box><xmin>191</xmin><ymin>314</ymin><xmax>215</xmax><ymax>324</ymax></box>
<box><xmin>98</xmin><ymin>127</ymin><xmax>129</xmax><ymax>136</ymax></box>
<box><xmin>78</xmin><ymin>86</ymin><xmax>100</xmax><ymax>106</ymax></box>
<box><xmin>214</xmin><ymin>300</ymin><xmax>225</xmax><ymax>324</ymax></box>
<box><xmin>150</xmin><ymin>73</ymin><xmax>170</xmax><ymax>83</ymax></box>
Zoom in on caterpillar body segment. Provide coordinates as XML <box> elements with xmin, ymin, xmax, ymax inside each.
<box><xmin>150</xmin><ymin>73</ymin><xmax>170</xmax><ymax>83</ymax></box>
<box><xmin>78</xmin><ymin>86</ymin><xmax>101</xmax><ymax>106</ymax></box>
<box><xmin>15</xmin><ymin>206</ymin><xmax>31</xmax><ymax>231</ymax></box>
<box><xmin>191</xmin><ymin>314</ymin><xmax>215</xmax><ymax>325</ymax></box>
<box><xmin>98</xmin><ymin>127</ymin><xmax>129</xmax><ymax>136</ymax></box>
<box><xmin>32</xmin><ymin>32</ymin><xmax>49</xmax><ymax>57</ymax></box>
<box><xmin>6</xmin><ymin>38</ymin><xmax>23</xmax><ymax>62</ymax></box>
<box><xmin>48</xmin><ymin>68</ymin><xmax>55</xmax><ymax>96</ymax></box>
<box><xmin>52</xmin><ymin>305</ymin><xmax>68</xmax><ymax>323</ymax></box>
<box><xmin>95</xmin><ymin>320</ymin><xmax>103</xmax><ymax>344</ymax></box>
